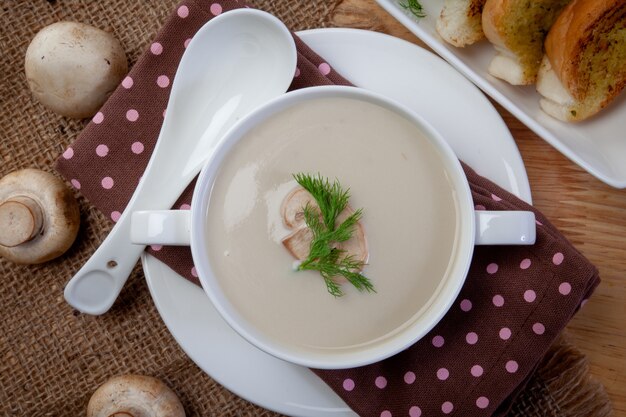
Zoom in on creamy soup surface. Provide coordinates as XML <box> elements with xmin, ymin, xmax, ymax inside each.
<box><xmin>205</xmin><ymin>96</ymin><xmax>460</xmax><ymax>352</ymax></box>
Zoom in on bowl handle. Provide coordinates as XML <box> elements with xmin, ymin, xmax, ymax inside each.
<box><xmin>475</xmin><ymin>211</ymin><xmax>536</xmax><ymax>245</ymax></box>
<box><xmin>130</xmin><ymin>210</ymin><xmax>191</xmax><ymax>246</ymax></box>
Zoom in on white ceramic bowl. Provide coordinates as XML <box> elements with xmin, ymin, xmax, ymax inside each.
<box><xmin>132</xmin><ymin>86</ymin><xmax>535</xmax><ymax>369</ymax></box>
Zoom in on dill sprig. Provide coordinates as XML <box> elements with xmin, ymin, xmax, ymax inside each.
<box><xmin>293</xmin><ymin>173</ymin><xmax>375</xmax><ymax>297</ymax></box>
<box><xmin>293</xmin><ymin>173</ymin><xmax>350</xmax><ymax>231</ymax></box>
<box><xmin>399</xmin><ymin>0</ymin><xmax>426</xmax><ymax>18</ymax></box>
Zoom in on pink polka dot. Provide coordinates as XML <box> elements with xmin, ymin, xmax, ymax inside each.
<box><xmin>70</xmin><ymin>179</ymin><xmax>81</xmax><ymax>189</ymax></box>
<box><xmin>157</xmin><ymin>75</ymin><xmax>170</xmax><ymax>88</ymax></box>
<box><xmin>486</xmin><ymin>263</ymin><xmax>498</xmax><ymax>274</ymax></box>
<box><xmin>150</xmin><ymin>245</ymin><xmax>163</xmax><ymax>251</ymax></box>
<box><xmin>380</xmin><ymin>411</ymin><xmax>392</xmax><ymax>417</ymax></box>
<box><xmin>375</xmin><ymin>376</ymin><xmax>387</xmax><ymax>389</ymax></box>
<box><xmin>493</xmin><ymin>294</ymin><xmax>505</xmax><ymax>307</ymax></box>
<box><xmin>581</xmin><ymin>299</ymin><xmax>589</xmax><ymax>308</ymax></box>
<box><xmin>524</xmin><ymin>290</ymin><xmax>537</xmax><ymax>302</ymax></box>
<box><xmin>179</xmin><ymin>203</ymin><xmax>191</xmax><ymax>210</ymax></box>
<box><xmin>121</xmin><ymin>76</ymin><xmax>133</xmax><ymax>89</ymax></box>
<box><xmin>184</xmin><ymin>38</ymin><xmax>192</xmax><ymax>48</ymax></box>
<box><xmin>177</xmin><ymin>5</ymin><xmax>189</xmax><ymax>17</ymax></box>
<box><xmin>126</xmin><ymin>109</ymin><xmax>139</xmax><ymax>122</ymax></box>
<box><xmin>437</xmin><ymin>368</ymin><xmax>449</xmax><ymax>380</ymax></box>
<box><xmin>150</xmin><ymin>42</ymin><xmax>163</xmax><ymax>55</ymax></box>
<box><xmin>491</xmin><ymin>193</ymin><xmax>502</xmax><ymax>202</ymax></box>
<box><xmin>471</xmin><ymin>365</ymin><xmax>483</xmax><ymax>377</ymax></box>
<box><xmin>92</xmin><ymin>112</ymin><xmax>104</xmax><ymax>124</ymax></box>
<box><xmin>475</xmin><ymin>204</ymin><xmax>486</xmax><ymax>210</ymax></box>
<box><xmin>131</xmin><ymin>142</ymin><xmax>144</xmax><ymax>154</ymax></box>
<box><xmin>466</xmin><ymin>332</ymin><xmax>478</xmax><ymax>345</ymax></box>
<box><xmin>441</xmin><ymin>401</ymin><xmax>454</xmax><ymax>414</ymax></box>
<box><xmin>409</xmin><ymin>406</ymin><xmax>421</xmax><ymax>417</ymax></box>
<box><xmin>520</xmin><ymin>258</ymin><xmax>532</xmax><ymax>269</ymax></box>
<box><xmin>499</xmin><ymin>327</ymin><xmax>512</xmax><ymax>340</ymax></box>
<box><xmin>162</xmin><ymin>109</ymin><xmax>167</xmax><ymax>118</ymax></box>
<box><xmin>318</xmin><ymin>62</ymin><xmax>331</xmax><ymax>75</ymax></box>
<box><xmin>342</xmin><ymin>378</ymin><xmax>355</xmax><ymax>391</ymax></box>
<box><xmin>191</xmin><ymin>266</ymin><xmax>198</xmax><ymax>277</ymax></box>
<box><xmin>95</xmin><ymin>144</ymin><xmax>109</xmax><ymax>157</ymax></box>
<box><xmin>536</xmin><ymin>219</ymin><xmax>543</xmax><ymax>226</ymax></box>
<box><xmin>101</xmin><ymin>177</ymin><xmax>114</xmax><ymax>189</ymax></box>
<box><xmin>506</xmin><ymin>360</ymin><xmax>519</xmax><ymax>373</ymax></box>
<box><xmin>294</xmin><ymin>67</ymin><xmax>301</xmax><ymax>77</ymax></box>
<box><xmin>210</xmin><ymin>3</ymin><xmax>222</xmax><ymax>15</ymax></box>
<box><xmin>460</xmin><ymin>299</ymin><xmax>472</xmax><ymax>312</ymax></box>
<box><xmin>476</xmin><ymin>396</ymin><xmax>489</xmax><ymax>409</ymax></box>
<box><xmin>404</xmin><ymin>371</ymin><xmax>416</xmax><ymax>384</ymax></box>
<box><xmin>553</xmin><ymin>252</ymin><xmax>564</xmax><ymax>265</ymax></box>
<box><xmin>559</xmin><ymin>282</ymin><xmax>572</xmax><ymax>295</ymax></box>
<box><xmin>111</xmin><ymin>211</ymin><xmax>121</xmax><ymax>222</ymax></box>
<box><xmin>432</xmin><ymin>335</ymin><xmax>444</xmax><ymax>347</ymax></box>
<box><xmin>62</xmin><ymin>147</ymin><xmax>74</xmax><ymax>159</ymax></box>
<box><xmin>532</xmin><ymin>322</ymin><xmax>545</xmax><ymax>335</ymax></box>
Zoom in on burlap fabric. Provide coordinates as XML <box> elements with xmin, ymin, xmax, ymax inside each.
<box><xmin>0</xmin><ymin>1</ymin><xmax>612</xmax><ymax>416</ymax></box>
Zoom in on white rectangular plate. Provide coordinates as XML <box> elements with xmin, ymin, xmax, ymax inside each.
<box><xmin>376</xmin><ymin>0</ymin><xmax>626</xmax><ymax>188</ymax></box>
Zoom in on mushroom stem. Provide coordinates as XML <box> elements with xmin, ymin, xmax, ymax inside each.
<box><xmin>0</xmin><ymin>196</ymin><xmax>44</xmax><ymax>247</ymax></box>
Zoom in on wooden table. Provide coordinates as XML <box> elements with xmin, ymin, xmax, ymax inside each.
<box><xmin>334</xmin><ymin>0</ymin><xmax>626</xmax><ymax>414</ymax></box>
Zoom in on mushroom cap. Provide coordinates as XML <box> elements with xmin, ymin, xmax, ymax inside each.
<box><xmin>87</xmin><ymin>375</ymin><xmax>186</xmax><ymax>417</ymax></box>
<box><xmin>24</xmin><ymin>21</ymin><xmax>127</xmax><ymax>118</ymax></box>
<box><xmin>0</xmin><ymin>169</ymin><xmax>80</xmax><ymax>264</ymax></box>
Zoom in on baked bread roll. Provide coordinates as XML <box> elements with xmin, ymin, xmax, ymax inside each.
<box><xmin>537</xmin><ymin>0</ymin><xmax>626</xmax><ymax>121</ymax></box>
<box><xmin>436</xmin><ymin>0</ymin><xmax>487</xmax><ymax>47</ymax></box>
<box><xmin>482</xmin><ymin>0</ymin><xmax>571</xmax><ymax>85</ymax></box>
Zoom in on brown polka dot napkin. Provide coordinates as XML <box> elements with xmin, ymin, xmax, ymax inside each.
<box><xmin>314</xmin><ymin>164</ymin><xmax>599</xmax><ymax>417</ymax></box>
<box><xmin>55</xmin><ymin>1</ymin><xmax>600</xmax><ymax>416</ymax></box>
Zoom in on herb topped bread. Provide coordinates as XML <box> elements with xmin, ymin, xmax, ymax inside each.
<box><xmin>482</xmin><ymin>0</ymin><xmax>572</xmax><ymax>85</ymax></box>
<box><xmin>436</xmin><ymin>0</ymin><xmax>487</xmax><ymax>47</ymax></box>
<box><xmin>537</xmin><ymin>0</ymin><xmax>626</xmax><ymax>121</ymax></box>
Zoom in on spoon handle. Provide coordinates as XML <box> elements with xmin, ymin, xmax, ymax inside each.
<box><xmin>63</xmin><ymin>215</ymin><xmax>147</xmax><ymax>315</ymax></box>
<box><xmin>63</xmin><ymin>9</ymin><xmax>298</xmax><ymax>315</ymax></box>
<box><xmin>63</xmin><ymin>159</ymin><xmax>194</xmax><ymax>315</ymax></box>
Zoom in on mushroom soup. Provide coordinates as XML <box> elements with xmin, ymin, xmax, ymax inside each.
<box><xmin>205</xmin><ymin>96</ymin><xmax>461</xmax><ymax>352</ymax></box>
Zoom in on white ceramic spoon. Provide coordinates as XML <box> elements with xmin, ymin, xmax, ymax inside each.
<box><xmin>64</xmin><ymin>9</ymin><xmax>297</xmax><ymax>315</ymax></box>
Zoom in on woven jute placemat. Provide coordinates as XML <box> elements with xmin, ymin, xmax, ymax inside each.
<box><xmin>0</xmin><ymin>1</ymin><xmax>612</xmax><ymax>416</ymax></box>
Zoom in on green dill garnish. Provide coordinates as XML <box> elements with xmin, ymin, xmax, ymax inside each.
<box><xmin>293</xmin><ymin>173</ymin><xmax>375</xmax><ymax>297</ymax></box>
<box><xmin>399</xmin><ymin>0</ymin><xmax>426</xmax><ymax>18</ymax></box>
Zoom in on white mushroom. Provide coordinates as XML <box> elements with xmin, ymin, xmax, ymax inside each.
<box><xmin>87</xmin><ymin>375</ymin><xmax>186</xmax><ymax>417</ymax></box>
<box><xmin>0</xmin><ymin>169</ymin><xmax>80</xmax><ymax>264</ymax></box>
<box><xmin>280</xmin><ymin>187</ymin><xmax>368</xmax><ymax>268</ymax></box>
<box><xmin>24</xmin><ymin>21</ymin><xmax>127</xmax><ymax>118</ymax></box>
<box><xmin>282</xmin><ymin>226</ymin><xmax>313</xmax><ymax>260</ymax></box>
<box><xmin>280</xmin><ymin>187</ymin><xmax>318</xmax><ymax>229</ymax></box>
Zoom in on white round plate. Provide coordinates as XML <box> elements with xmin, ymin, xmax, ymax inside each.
<box><xmin>142</xmin><ymin>28</ymin><xmax>532</xmax><ymax>416</ymax></box>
